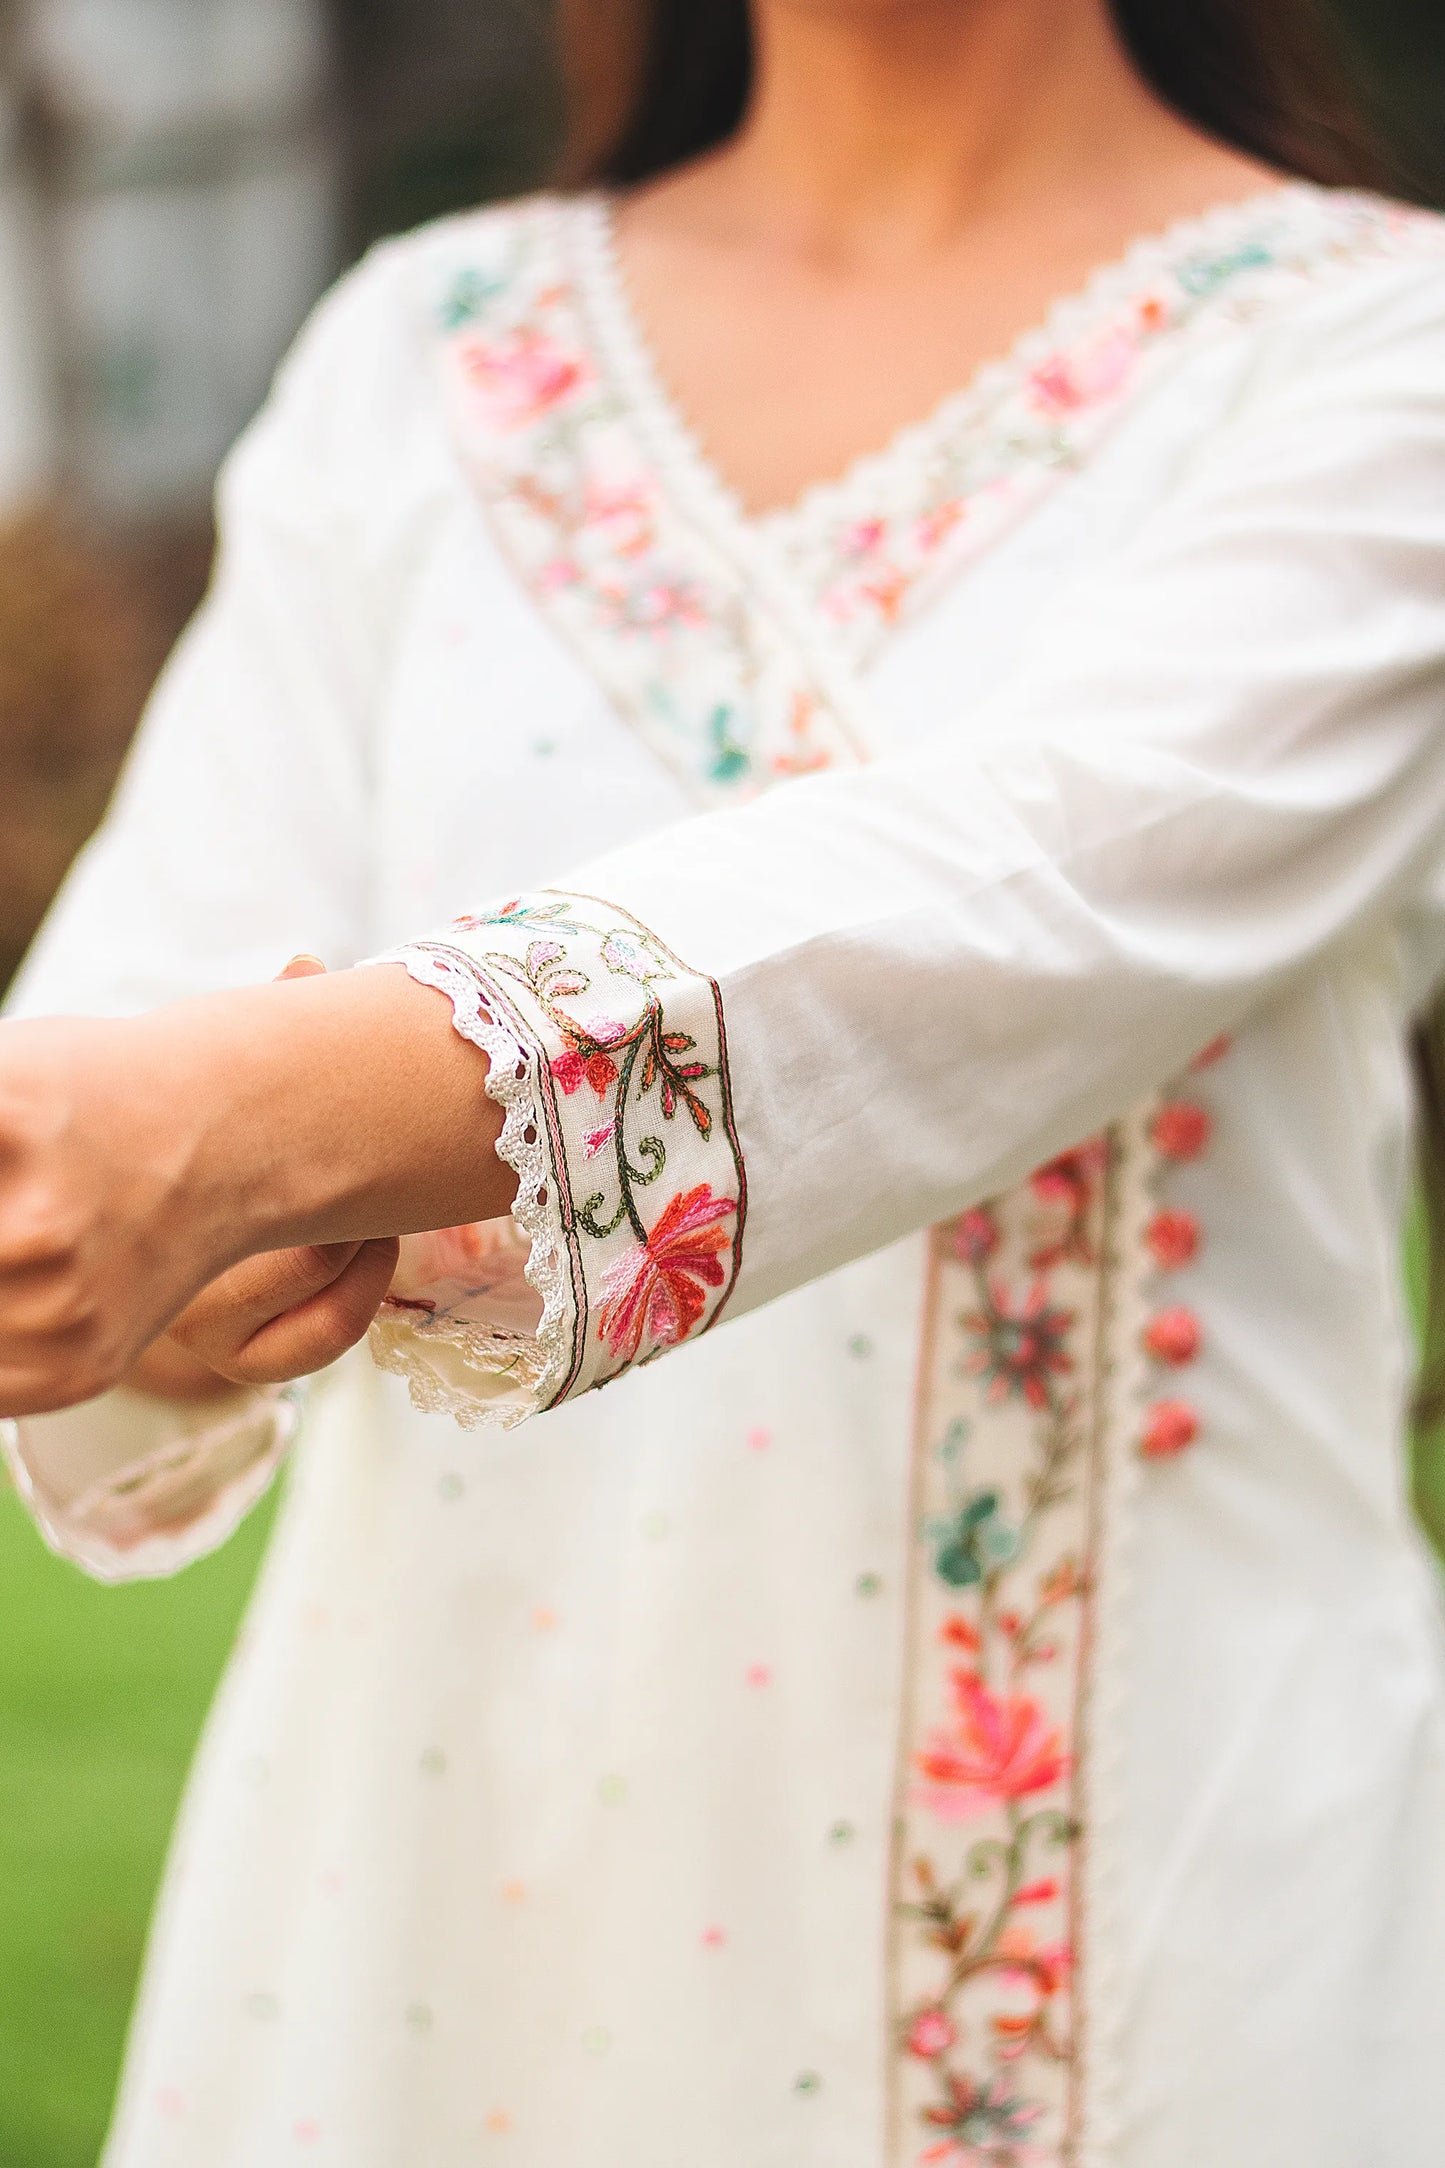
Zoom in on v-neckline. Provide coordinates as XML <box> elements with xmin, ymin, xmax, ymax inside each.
<box><xmin>569</xmin><ymin>178</ymin><xmax>1318</xmax><ymax>543</ymax></box>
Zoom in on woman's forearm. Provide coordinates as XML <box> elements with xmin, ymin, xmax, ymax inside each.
<box><xmin>141</xmin><ymin>965</ymin><xmax>513</xmax><ymax>1256</ymax></box>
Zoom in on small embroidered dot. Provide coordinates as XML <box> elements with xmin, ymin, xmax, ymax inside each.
<box><xmin>828</xmin><ymin>1820</ymin><xmax>856</xmax><ymax>1847</ymax></box>
<box><xmin>582</xmin><ymin>2026</ymin><xmax>612</xmax><ymax>2056</ymax></box>
<box><xmin>155</xmin><ymin>2087</ymin><xmax>186</xmax><ymax>2120</ymax></box>
<box><xmin>700</xmin><ymin>1924</ymin><xmax>727</xmax><ymax>1949</ymax></box>
<box><xmin>745</xmin><ymin>1662</ymin><xmax>773</xmax><ymax>1689</ymax></box>
<box><xmin>486</xmin><ymin>2111</ymin><xmax>514</xmax><ymax>2135</ymax></box>
<box><xmin>293</xmin><ymin>2119</ymin><xmax>322</xmax><ymax>2145</ymax></box>
<box><xmin>406</xmin><ymin>2002</ymin><xmax>434</xmax><ymax>2033</ymax></box>
<box><xmin>855</xmin><ymin>1571</ymin><xmax>883</xmax><ymax>1598</ymax></box>
<box><xmin>437</xmin><ymin>1472</ymin><xmax>465</xmax><ymax>1503</ymax></box>
<box><xmin>245</xmin><ymin>1991</ymin><xmax>280</xmax><ymax>2021</ymax></box>
<box><xmin>640</xmin><ymin>1509</ymin><xmax>670</xmax><ymax>1541</ymax></box>
<box><xmin>794</xmin><ymin>2071</ymin><xmax>823</xmax><ymax>2096</ymax></box>
<box><xmin>502</xmin><ymin>1879</ymin><xmax>528</xmax><ymax>1904</ymax></box>
<box><xmin>532</xmin><ymin>1605</ymin><xmax>558</xmax><ymax>1632</ymax></box>
<box><xmin>746</xmin><ymin>1425</ymin><xmax>772</xmax><ymax>1451</ymax></box>
<box><xmin>846</xmin><ymin>1333</ymin><xmax>874</xmax><ymax>1359</ymax></box>
<box><xmin>419</xmin><ymin>1747</ymin><xmax>448</xmax><ymax>1778</ymax></box>
<box><xmin>598</xmin><ymin>1773</ymin><xmax>629</xmax><ymax>1806</ymax></box>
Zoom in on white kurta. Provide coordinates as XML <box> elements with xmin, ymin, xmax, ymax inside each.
<box><xmin>8</xmin><ymin>183</ymin><xmax>1445</xmax><ymax>2167</ymax></box>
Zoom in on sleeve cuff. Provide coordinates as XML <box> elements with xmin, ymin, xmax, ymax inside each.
<box><xmin>363</xmin><ymin>891</ymin><xmax>747</xmax><ymax>1428</ymax></box>
<box><xmin>2</xmin><ymin>1383</ymin><xmax>300</xmax><ymax>1583</ymax></box>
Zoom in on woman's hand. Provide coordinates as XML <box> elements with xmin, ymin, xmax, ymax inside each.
<box><xmin>0</xmin><ymin>964</ymin><xmax>511</xmax><ymax>1418</ymax></box>
<box><xmin>167</xmin><ymin>1237</ymin><xmax>402</xmax><ymax>1386</ymax></box>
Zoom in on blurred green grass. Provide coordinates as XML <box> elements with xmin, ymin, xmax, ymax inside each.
<box><xmin>0</xmin><ymin>1487</ymin><xmax>275</xmax><ymax>2168</ymax></box>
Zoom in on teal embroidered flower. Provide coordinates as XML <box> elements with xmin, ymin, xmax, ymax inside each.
<box><xmin>930</xmin><ymin>1489</ymin><xmax>1022</xmax><ymax>1589</ymax></box>
<box><xmin>706</xmin><ymin>705</ymin><xmax>751</xmax><ymax>784</ymax></box>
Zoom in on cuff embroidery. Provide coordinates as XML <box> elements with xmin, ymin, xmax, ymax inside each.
<box><xmin>369</xmin><ymin>892</ymin><xmax>746</xmax><ymax>1428</ymax></box>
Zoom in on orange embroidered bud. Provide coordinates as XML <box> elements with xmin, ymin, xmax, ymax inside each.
<box><xmin>1141</xmin><ymin>1400</ymin><xmax>1200</xmax><ymax>1459</ymax></box>
<box><xmin>1151</xmin><ymin>1100</ymin><xmax>1212</xmax><ymax>1161</ymax></box>
<box><xmin>1145</xmin><ymin>1209</ymin><xmax>1200</xmax><ymax>1270</ymax></box>
<box><xmin>1143</xmin><ymin>1307</ymin><xmax>1201</xmax><ymax>1365</ymax></box>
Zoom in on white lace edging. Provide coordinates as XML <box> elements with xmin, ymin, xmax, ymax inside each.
<box><xmin>1076</xmin><ymin>1099</ymin><xmax>1159</xmax><ymax>2168</ymax></box>
<box><xmin>362</xmin><ymin>945</ymin><xmax>575</xmax><ymax>1432</ymax></box>
<box><xmin>1</xmin><ymin>1384</ymin><xmax>300</xmax><ymax>1586</ymax></box>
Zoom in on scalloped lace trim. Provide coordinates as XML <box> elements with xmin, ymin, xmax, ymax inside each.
<box><xmin>364</xmin><ymin>947</ymin><xmax>574</xmax><ymax>1432</ymax></box>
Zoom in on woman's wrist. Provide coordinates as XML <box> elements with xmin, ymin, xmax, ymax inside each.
<box><xmin>138</xmin><ymin>965</ymin><xmax>513</xmax><ymax>1266</ymax></box>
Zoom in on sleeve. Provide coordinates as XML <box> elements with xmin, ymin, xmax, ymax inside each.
<box><xmin>367</xmin><ymin>258</ymin><xmax>1445</xmax><ymax>1424</ymax></box>
<box><xmin>2</xmin><ymin>246</ymin><xmax>402</xmax><ymax>1578</ymax></box>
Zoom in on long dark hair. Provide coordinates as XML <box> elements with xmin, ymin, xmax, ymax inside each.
<box><xmin>556</xmin><ymin>0</ymin><xmax>1445</xmax><ymax>1528</ymax></box>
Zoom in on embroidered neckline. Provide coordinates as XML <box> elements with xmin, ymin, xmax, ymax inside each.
<box><xmin>573</xmin><ymin>180</ymin><xmax>1311</xmax><ymax>538</ymax></box>
<box><xmin>567</xmin><ymin>181</ymin><xmax>1436</xmax><ymax>662</ymax></box>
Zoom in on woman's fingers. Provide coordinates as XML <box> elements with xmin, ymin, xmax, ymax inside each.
<box><xmin>276</xmin><ymin>954</ymin><xmax>328</xmax><ymax>981</ymax></box>
<box><xmin>169</xmin><ymin>1236</ymin><xmax>400</xmax><ymax>1386</ymax></box>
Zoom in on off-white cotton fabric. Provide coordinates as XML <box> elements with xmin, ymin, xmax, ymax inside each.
<box><xmin>8</xmin><ymin>186</ymin><xmax>1445</xmax><ymax>2166</ymax></box>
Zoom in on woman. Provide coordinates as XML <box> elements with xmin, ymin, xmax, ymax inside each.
<box><xmin>3</xmin><ymin>0</ymin><xmax>1445</xmax><ymax>2160</ymax></box>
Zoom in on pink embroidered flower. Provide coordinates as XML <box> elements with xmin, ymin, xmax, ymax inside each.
<box><xmin>840</xmin><ymin>516</ymin><xmax>887</xmax><ymax>559</ymax></box>
<box><xmin>915</xmin><ymin>1672</ymin><xmax>1069</xmax><ymax>1820</ymax></box>
<box><xmin>1028</xmin><ymin>324</ymin><xmax>1137</xmax><ymax>413</ymax></box>
<box><xmin>582</xmin><ymin>483</ymin><xmax>656</xmax><ymax>557</ymax></box>
<box><xmin>906</xmin><ymin>2007</ymin><xmax>957</xmax><ymax>2060</ymax></box>
<box><xmin>583</xmin><ymin>1121</ymin><xmax>616</xmax><ymax>1158</ymax></box>
<box><xmin>1145</xmin><ymin>1208</ymin><xmax>1200</xmax><ymax>1270</ymax></box>
<box><xmin>1151</xmin><ymin>1099</ymin><xmax>1212</xmax><ymax>1161</ymax></box>
<box><xmin>550</xmin><ymin>1047</ymin><xmax>620</xmax><ymax>1097</ymax></box>
<box><xmin>459</xmin><ymin>327</ymin><xmax>590</xmax><ymax>430</ymax></box>
<box><xmin>953</xmin><ymin>1208</ymin><xmax>1000</xmax><ymax>1264</ymax></box>
<box><xmin>1143</xmin><ymin>1306</ymin><xmax>1201</xmax><ymax>1365</ymax></box>
<box><xmin>1141</xmin><ymin>1399</ymin><xmax>1200</xmax><ymax>1459</ymax></box>
<box><xmin>596</xmin><ymin>1184</ymin><xmax>738</xmax><ymax>1361</ymax></box>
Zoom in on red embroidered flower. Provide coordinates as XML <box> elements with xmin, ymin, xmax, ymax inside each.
<box><xmin>1151</xmin><ymin>1099</ymin><xmax>1212</xmax><ymax>1161</ymax></box>
<box><xmin>550</xmin><ymin>1047</ymin><xmax>620</xmax><ymax>1097</ymax></box>
<box><xmin>596</xmin><ymin>1184</ymin><xmax>738</xmax><ymax>1361</ymax></box>
<box><xmin>964</xmin><ymin>1279</ymin><xmax>1074</xmax><ymax>1409</ymax></box>
<box><xmin>1029</xmin><ymin>1140</ymin><xmax>1106</xmax><ymax>1207</ymax></box>
<box><xmin>915</xmin><ymin>1672</ymin><xmax>1069</xmax><ymax>1821</ymax></box>
<box><xmin>906</xmin><ymin>2007</ymin><xmax>957</xmax><ymax>2060</ymax></box>
<box><xmin>1144</xmin><ymin>1208</ymin><xmax>1200</xmax><ymax>1270</ymax></box>
<box><xmin>1143</xmin><ymin>1306</ymin><xmax>1201</xmax><ymax>1365</ymax></box>
<box><xmin>941</xmin><ymin>1614</ymin><xmax>981</xmax><ymax>1651</ymax></box>
<box><xmin>953</xmin><ymin>1207</ymin><xmax>1000</xmax><ymax>1264</ymax></box>
<box><xmin>1140</xmin><ymin>1399</ymin><xmax>1200</xmax><ymax>1459</ymax></box>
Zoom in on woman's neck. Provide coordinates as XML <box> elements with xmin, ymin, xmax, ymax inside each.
<box><xmin>672</xmin><ymin>0</ymin><xmax>1269</xmax><ymax>267</ymax></box>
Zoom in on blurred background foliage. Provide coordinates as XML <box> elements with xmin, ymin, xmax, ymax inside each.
<box><xmin>0</xmin><ymin>3</ymin><xmax>1442</xmax><ymax>2163</ymax></box>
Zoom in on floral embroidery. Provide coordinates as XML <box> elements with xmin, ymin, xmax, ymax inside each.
<box><xmin>436</xmin><ymin>188</ymin><xmax>1438</xmax><ymax>806</ymax></box>
<box><xmin>893</xmin><ymin>1140</ymin><xmax>1120</xmax><ymax>2161</ymax></box>
<box><xmin>596</xmin><ymin>1183</ymin><xmax>738</xmax><ymax>1360</ymax></box>
<box><xmin>371</xmin><ymin>894</ymin><xmax>745</xmax><ymax>1420</ymax></box>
